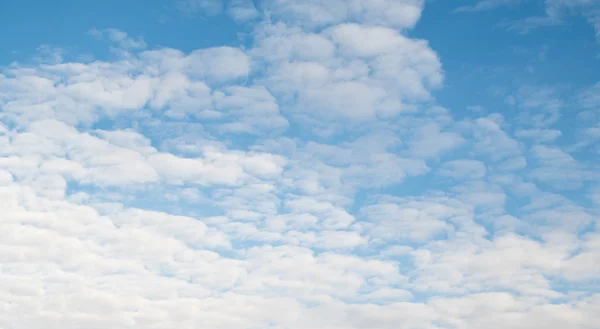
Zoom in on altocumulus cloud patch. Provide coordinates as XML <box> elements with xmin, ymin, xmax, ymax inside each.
<box><xmin>1</xmin><ymin>0</ymin><xmax>600</xmax><ymax>328</ymax></box>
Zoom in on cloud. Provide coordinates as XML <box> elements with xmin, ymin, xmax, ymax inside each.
<box><xmin>472</xmin><ymin>116</ymin><xmax>523</xmax><ymax>162</ymax></box>
<box><xmin>408</xmin><ymin>122</ymin><xmax>464</xmax><ymax>158</ymax></box>
<box><xmin>177</xmin><ymin>0</ymin><xmax>225</xmax><ymax>16</ymax></box>
<box><xmin>455</xmin><ymin>0</ymin><xmax>600</xmax><ymax>41</ymax></box>
<box><xmin>578</xmin><ymin>81</ymin><xmax>600</xmax><ymax>109</ymax></box>
<box><xmin>0</xmin><ymin>44</ymin><xmax>256</xmax><ymax>128</ymax></box>
<box><xmin>500</xmin><ymin>15</ymin><xmax>563</xmax><ymax>34</ymax></box>
<box><xmin>262</xmin><ymin>0</ymin><xmax>424</xmax><ymax>30</ymax></box>
<box><xmin>212</xmin><ymin>86</ymin><xmax>289</xmax><ymax>134</ymax></box>
<box><xmin>513</xmin><ymin>85</ymin><xmax>562</xmax><ymax>127</ymax></box>
<box><xmin>438</xmin><ymin>159</ymin><xmax>488</xmax><ymax>180</ymax></box>
<box><xmin>454</xmin><ymin>0</ymin><xmax>528</xmax><ymax>13</ymax></box>
<box><xmin>529</xmin><ymin>145</ymin><xmax>588</xmax><ymax>190</ymax></box>
<box><xmin>1</xmin><ymin>1</ymin><xmax>600</xmax><ymax>328</ymax></box>
<box><xmin>515</xmin><ymin>128</ymin><xmax>562</xmax><ymax>143</ymax></box>
<box><xmin>251</xmin><ymin>21</ymin><xmax>442</xmax><ymax>123</ymax></box>
<box><xmin>227</xmin><ymin>0</ymin><xmax>260</xmax><ymax>22</ymax></box>
<box><xmin>357</xmin><ymin>197</ymin><xmax>456</xmax><ymax>243</ymax></box>
<box><xmin>89</xmin><ymin>28</ymin><xmax>148</xmax><ymax>50</ymax></box>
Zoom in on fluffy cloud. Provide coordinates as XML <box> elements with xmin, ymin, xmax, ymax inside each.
<box><xmin>262</xmin><ymin>0</ymin><xmax>424</xmax><ymax>30</ymax></box>
<box><xmin>438</xmin><ymin>160</ymin><xmax>487</xmax><ymax>180</ymax></box>
<box><xmin>1</xmin><ymin>1</ymin><xmax>600</xmax><ymax>328</ymax></box>
<box><xmin>253</xmin><ymin>22</ymin><xmax>442</xmax><ymax>121</ymax></box>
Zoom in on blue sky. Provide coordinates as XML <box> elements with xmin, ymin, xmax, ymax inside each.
<box><xmin>1</xmin><ymin>0</ymin><xmax>600</xmax><ymax>328</ymax></box>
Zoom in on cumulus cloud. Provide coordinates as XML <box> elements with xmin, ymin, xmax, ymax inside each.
<box><xmin>253</xmin><ymin>22</ymin><xmax>442</xmax><ymax>121</ymax></box>
<box><xmin>438</xmin><ymin>159</ymin><xmax>487</xmax><ymax>180</ymax></box>
<box><xmin>261</xmin><ymin>0</ymin><xmax>424</xmax><ymax>30</ymax></box>
<box><xmin>1</xmin><ymin>1</ymin><xmax>600</xmax><ymax>329</ymax></box>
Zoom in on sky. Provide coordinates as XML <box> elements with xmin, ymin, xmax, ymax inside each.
<box><xmin>1</xmin><ymin>0</ymin><xmax>600</xmax><ymax>328</ymax></box>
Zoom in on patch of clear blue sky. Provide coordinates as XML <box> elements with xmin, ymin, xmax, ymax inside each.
<box><xmin>413</xmin><ymin>0</ymin><xmax>600</xmax><ymax>114</ymax></box>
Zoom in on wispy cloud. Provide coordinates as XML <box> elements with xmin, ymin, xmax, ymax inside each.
<box><xmin>454</xmin><ymin>0</ymin><xmax>528</xmax><ymax>13</ymax></box>
<box><xmin>457</xmin><ymin>0</ymin><xmax>600</xmax><ymax>41</ymax></box>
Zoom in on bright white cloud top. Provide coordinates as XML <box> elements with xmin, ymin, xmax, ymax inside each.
<box><xmin>1</xmin><ymin>0</ymin><xmax>600</xmax><ymax>328</ymax></box>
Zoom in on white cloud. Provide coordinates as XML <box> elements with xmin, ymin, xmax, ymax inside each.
<box><xmin>578</xmin><ymin>81</ymin><xmax>600</xmax><ymax>109</ymax></box>
<box><xmin>34</xmin><ymin>44</ymin><xmax>65</xmax><ymax>64</ymax></box>
<box><xmin>254</xmin><ymin>22</ymin><xmax>442</xmax><ymax>121</ymax></box>
<box><xmin>454</xmin><ymin>0</ymin><xmax>600</xmax><ymax>46</ymax></box>
<box><xmin>328</xmin><ymin>24</ymin><xmax>407</xmax><ymax>57</ymax></box>
<box><xmin>1</xmin><ymin>3</ymin><xmax>600</xmax><ymax>329</ymax></box>
<box><xmin>227</xmin><ymin>0</ymin><xmax>260</xmax><ymax>22</ymax></box>
<box><xmin>148</xmin><ymin>148</ymin><xmax>285</xmax><ymax>186</ymax></box>
<box><xmin>262</xmin><ymin>0</ymin><xmax>424</xmax><ymax>30</ymax></box>
<box><xmin>284</xmin><ymin>197</ymin><xmax>356</xmax><ymax>229</ymax></box>
<box><xmin>561</xmin><ymin>233</ymin><xmax>600</xmax><ymax>281</ymax></box>
<box><xmin>184</xmin><ymin>47</ymin><xmax>251</xmax><ymax>83</ymax></box>
<box><xmin>513</xmin><ymin>85</ymin><xmax>562</xmax><ymax>128</ymax></box>
<box><xmin>439</xmin><ymin>159</ymin><xmax>487</xmax><ymax>180</ymax></box>
<box><xmin>515</xmin><ymin>128</ymin><xmax>562</xmax><ymax>143</ymax></box>
<box><xmin>212</xmin><ymin>85</ymin><xmax>289</xmax><ymax>133</ymax></box>
<box><xmin>454</xmin><ymin>0</ymin><xmax>527</xmax><ymax>13</ymax></box>
<box><xmin>316</xmin><ymin>230</ymin><xmax>368</xmax><ymax>249</ymax></box>
<box><xmin>408</xmin><ymin>122</ymin><xmax>464</xmax><ymax>158</ymax></box>
<box><xmin>357</xmin><ymin>197</ymin><xmax>460</xmax><ymax>243</ymax></box>
<box><xmin>468</xmin><ymin>0</ymin><xmax>600</xmax><ymax>38</ymax></box>
<box><xmin>89</xmin><ymin>28</ymin><xmax>148</xmax><ymax>50</ymax></box>
<box><xmin>521</xmin><ymin>192</ymin><xmax>596</xmax><ymax>232</ymax></box>
<box><xmin>177</xmin><ymin>0</ymin><xmax>224</xmax><ymax>16</ymax></box>
<box><xmin>472</xmin><ymin>116</ymin><xmax>523</xmax><ymax>162</ymax></box>
<box><xmin>529</xmin><ymin>145</ymin><xmax>587</xmax><ymax>190</ymax></box>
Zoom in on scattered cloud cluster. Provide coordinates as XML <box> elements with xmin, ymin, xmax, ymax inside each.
<box><xmin>1</xmin><ymin>0</ymin><xmax>600</xmax><ymax>328</ymax></box>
